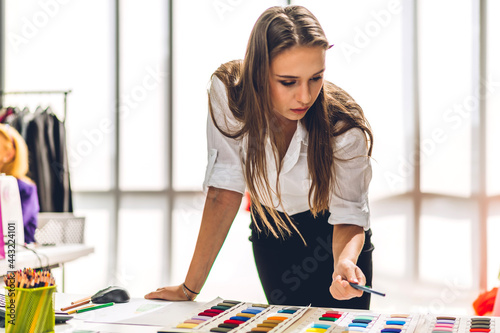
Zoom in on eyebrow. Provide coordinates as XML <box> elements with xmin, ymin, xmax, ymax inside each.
<box><xmin>275</xmin><ymin>68</ymin><xmax>325</xmax><ymax>79</ymax></box>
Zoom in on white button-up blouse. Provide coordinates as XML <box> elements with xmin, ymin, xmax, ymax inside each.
<box><xmin>203</xmin><ymin>77</ymin><xmax>372</xmax><ymax>230</ymax></box>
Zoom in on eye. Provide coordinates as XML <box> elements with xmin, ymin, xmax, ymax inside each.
<box><xmin>279</xmin><ymin>80</ymin><xmax>296</xmax><ymax>87</ymax></box>
<box><xmin>310</xmin><ymin>76</ymin><xmax>323</xmax><ymax>82</ymax></box>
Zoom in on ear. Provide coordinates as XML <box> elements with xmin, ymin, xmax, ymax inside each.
<box><xmin>4</xmin><ymin>147</ymin><xmax>15</xmax><ymax>163</ymax></box>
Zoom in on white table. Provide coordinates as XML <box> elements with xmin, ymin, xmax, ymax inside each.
<box><xmin>49</xmin><ymin>293</ymin><xmax>198</xmax><ymax>333</ymax></box>
<box><xmin>3</xmin><ymin>292</ymin><xmax>497</xmax><ymax>333</ymax></box>
<box><xmin>0</xmin><ymin>244</ymin><xmax>94</xmax><ymax>291</ymax></box>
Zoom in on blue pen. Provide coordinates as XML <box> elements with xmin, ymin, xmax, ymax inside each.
<box><xmin>349</xmin><ymin>282</ymin><xmax>386</xmax><ymax>297</ymax></box>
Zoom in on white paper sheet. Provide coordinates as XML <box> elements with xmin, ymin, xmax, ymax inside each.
<box><xmin>71</xmin><ymin>298</ymin><xmax>172</xmax><ymax>325</ymax></box>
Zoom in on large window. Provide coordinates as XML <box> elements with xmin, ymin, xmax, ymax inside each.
<box><xmin>2</xmin><ymin>0</ymin><xmax>499</xmax><ymax>311</ymax></box>
<box><xmin>3</xmin><ymin>0</ymin><xmax>115</xmax><ymax>294</ymax></box>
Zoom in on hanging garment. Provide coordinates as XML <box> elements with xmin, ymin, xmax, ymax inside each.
<box><xmin>17</xmin><ymin>178</ymin><xmax>40</xmax><ymax>244</ymax></box>
<box><xmin>25</xmin><ymin>109</ymin><xmax>73</xmax><ymax>212</ymax></box>
<box><xmin>6</xmin><ymin>107</ymin><xmax>30</xmax><ymax>136</ymax></box>
<box><xmin>26</xmin><ymin>110</ymin><xmax>53</xmax><ymax>212</ymax></box>
<box><xmin>47</xmin><ymin>110</ymin><xmax>73</xmax><ymax>212</ymax></box>
<box><xmin>0</xmin><ymin>107</ymin><xmax>15</xmax><ymax>123</ymax></box>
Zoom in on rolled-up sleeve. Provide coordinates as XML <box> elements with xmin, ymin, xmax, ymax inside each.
<box><xmin>328</xmin><ymin>128</ymin><xmax>372</xmax><ymax>230</ymax></box>
<box><xmin>202</xmin><ymin>77</ymin><xmax>246</xmax><ymax>195</ymax></box>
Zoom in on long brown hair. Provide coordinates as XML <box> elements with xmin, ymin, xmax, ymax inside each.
<box><xmin>209</xmin><ymin>5</ymin><xmax>373</xmax><ymax>240</ymax></box>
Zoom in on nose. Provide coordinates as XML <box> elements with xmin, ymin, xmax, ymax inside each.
<box><xmin>296</xmin><ymin>82</ymin><xmax>312</xmax><ymax>105</ymax></box>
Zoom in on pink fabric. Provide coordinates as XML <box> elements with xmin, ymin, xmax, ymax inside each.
<box><xmin>0</xmin><ymin>197</ymin><xmax>5</xmax><ymax>259</ymax></box>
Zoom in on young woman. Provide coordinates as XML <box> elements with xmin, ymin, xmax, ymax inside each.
<box><xmin>146</xmin><ymin>5</ymin><xmax>374</xmax><ymax>309</ymax></box>
<box><xmin>0</xmin><ymin>124</ymin><xmax>39</xmax><ymax>244</ymax></box>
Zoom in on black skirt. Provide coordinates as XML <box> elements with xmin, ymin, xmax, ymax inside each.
<box><xmin>249</xmin><ymin>207</ymin><xmax>374</xmax><ymax>309</ymax></box>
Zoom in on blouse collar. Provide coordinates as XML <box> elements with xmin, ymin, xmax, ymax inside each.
<box><xmin>297</xmin><ymin>119</ymin><xmax>309</xmax><ymax>146</ymax></box>
<box><xmin>281</xmin><ymin>120</ymin><xmax>308</xmax><ymax>174</ymax></box>
<box><xmin>242</xmin><ymin>120</ymin><xmax>309</xmax><ymax>175</ymax></box>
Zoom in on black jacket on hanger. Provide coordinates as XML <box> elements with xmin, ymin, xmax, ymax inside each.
<box><xmin>25</xmin><ymin>109</ymin><xmax>73</xmax><ymax>212</ymax></box>
<box><xmin>48</xmin><ymin>110</ymin><xmax>72</xmax><ymax>212</ymax></box>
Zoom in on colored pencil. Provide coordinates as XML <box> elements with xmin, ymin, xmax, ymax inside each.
<box><xmin>75</xmin><ymin>302</ymin><xmax>115</xmax><ymax>313</ymax></box>
<box><xmin>61</xmin><ymin>299</ymin><xmax>91</xmax><ymax>311</ymax></box>
<box><xmin>71</xmin><ymin>296</ymin><xmax>91</xmax><ymax>304</ymax></box>
<box><xmin>349</xmin><ymin>282</ymin><xmax>386</xmax><ymax>297</ymax></box>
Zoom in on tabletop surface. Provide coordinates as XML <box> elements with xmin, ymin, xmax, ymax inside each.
<box><xmin>2</xmin><ymin>292</ymin><xmax>200</xmax><ymax>332</ymax></box>
<box><xmin>0</xmin><ymin>244</ymin><xmax>94</xmax><ymax>274</ymax></box>
<box><xmin>2</xmin><ymin>292</ymin><xmax>498</xmax><ymax>333</ymax></box>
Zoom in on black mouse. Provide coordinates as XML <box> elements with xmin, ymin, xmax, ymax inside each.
<box><xmin>91</xmin><ymin>286</ymin><xmax>130</xmax><ymax>304</ymax></box>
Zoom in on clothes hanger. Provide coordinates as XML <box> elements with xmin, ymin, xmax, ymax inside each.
<box><xmin>34</xmin><ymin>105</ymin><xmax>44</xmax><ymax>114</ymax></box>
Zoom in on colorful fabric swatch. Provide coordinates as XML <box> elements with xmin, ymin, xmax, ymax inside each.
<box><xmin>342</xmin><ymin>314</ymin><xmax>376</xmax><ymax>332</ymax></box>
<box><xmin>248</xmin><ymin>306</ymin><xmax>297</xmax><ymax>332</ymax></box>
<box><xmin>176</xmin><ymin>300</ymin><xmax>240</xmax><ymax>330</ymax></box>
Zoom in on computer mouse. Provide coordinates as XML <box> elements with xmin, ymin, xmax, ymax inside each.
<box><xmin>91</xmin><ymin>286</ymin><xmax>130</xmax><ymax>304</ymax></box>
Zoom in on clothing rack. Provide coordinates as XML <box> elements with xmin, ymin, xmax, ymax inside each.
<box><xmin>0</xmin><ymin>90</ymin><xmax>72</xmax><ymax>123</ymax></box>
<box><xmin>0</xmin><ymin>89</ymin><xmax>74</xmax><ymax>214</ymax></box>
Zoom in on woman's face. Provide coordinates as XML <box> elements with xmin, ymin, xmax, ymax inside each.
<box><xmin>268</xmin><ymin>45</ymin><xmax>326</xmax><ymax>124</ymax></box>
<box><xmin>0</xmin><ymin>135</ymin><xmax>14</xmax><ymax>167</ymax></box>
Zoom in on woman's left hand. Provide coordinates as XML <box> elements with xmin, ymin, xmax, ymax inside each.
<box><xmin>329</xmin><ymin>258</ymin><xmax>365</xmax><ymax>300</ymax></box>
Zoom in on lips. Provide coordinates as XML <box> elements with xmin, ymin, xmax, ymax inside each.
<box><xmin>290</xmin><ymin>107</ymin><xmax>309</xmax><ymax>114</ymax></box>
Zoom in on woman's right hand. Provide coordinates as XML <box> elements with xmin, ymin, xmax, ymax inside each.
<box><xmin>144</xmin><ymin>284</ymin><xmax>195</xmax><ymax>301</ymax></box>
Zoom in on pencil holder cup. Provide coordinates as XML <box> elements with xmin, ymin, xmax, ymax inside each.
<box><xmin>4</xmin><ymin>285</ymin><xmax>56</xmax><ymax>333</ymax></box>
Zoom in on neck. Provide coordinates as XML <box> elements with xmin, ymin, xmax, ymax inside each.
<box><xmin>273</xmin><ymin>112</ymin><xmax>297</xmax><ymax>134</ymax></box>
<box><xmin>270</xmin><ymin>114</ymin><xmax>297</xmax><ymax>161</ymax></box>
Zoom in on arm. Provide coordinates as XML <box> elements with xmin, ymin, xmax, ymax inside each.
<box><xmin>328</xmin><ymin>128</ymin><xmax>372</xmax><ymax>300</ymax></box>
<box><xmin>145</xmin><ymin>186</ymin><xmax>242</xmax><ymax>301</ymax></box>
<box><xmin>329</xmin><ymin>224</ymin><xmax>365</xmax><ymax>300</ymax></box>
<box><xmin>145</xmin><ymin>75</ymin><xmax>245</xmax><ymax>301</ymax></box>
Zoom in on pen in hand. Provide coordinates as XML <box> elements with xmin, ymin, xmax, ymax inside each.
<box><xmin>349</xmin><ymin>282</ymin><xmax>386</xmax><ymax>297</ymax></box>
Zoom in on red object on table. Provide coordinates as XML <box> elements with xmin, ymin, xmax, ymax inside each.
<box><xmin>473</xmin><ymin>287</ymin><xmax>498</xmax><ymax>316</ymax></box>
<box><xmin>244</xmin><ymin>191</ymin><xmax>251</xmax><ymax>212</ymax></box>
